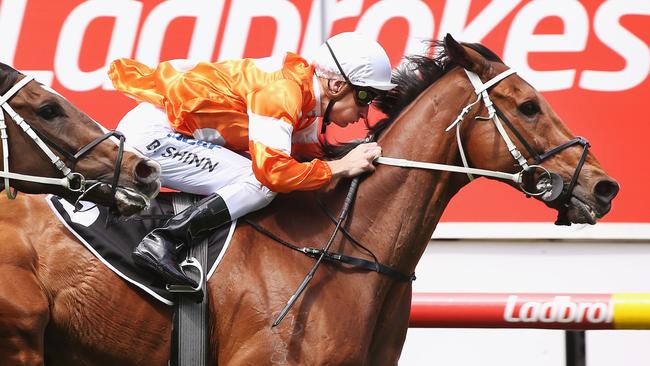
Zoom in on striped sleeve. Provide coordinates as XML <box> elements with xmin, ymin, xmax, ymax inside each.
<box><xmin>247</xmin><ymin>80</ymin><xmax>332</xmax><ymax>193</ymax></box>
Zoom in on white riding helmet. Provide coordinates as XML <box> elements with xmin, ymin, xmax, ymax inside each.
<box><xmin>313</xmin><ymin>32</ymin><xmax>397</xmax><ymax>91</ymax></box>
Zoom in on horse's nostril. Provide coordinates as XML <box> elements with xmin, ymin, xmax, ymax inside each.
<box><xmin>135</xmin><ymin>159</ymin><xmax>160</xmax><ymax>184</ymax></box>
<box><xmin>594</xmin><ymin>179</ymin><xmax>619</xmax><ymax>203</ymax></box>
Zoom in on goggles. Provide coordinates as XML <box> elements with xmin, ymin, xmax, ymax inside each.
<box><xmin>353</xmin><ymin>87</ymin><xmax>379</xmax><ymax>106</ymax></box>
<box><xmin>325</xmin><ymin>41</ymin><xmax>381</xmax><ymax>107</ymax></box>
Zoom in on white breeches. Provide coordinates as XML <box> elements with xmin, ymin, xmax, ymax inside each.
<box><xmin>116</xmin><ymin>103</ymin><xmax>276</xmax><ymax>219</ymax></box>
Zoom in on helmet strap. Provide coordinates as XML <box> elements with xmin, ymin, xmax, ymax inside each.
<box><xmin>321</xmin><ymin>99</ymin><xmax>336</xmax><ymax>134</ymax></box>
<box><xmin>320</xmin><ymin>80</ymin><xmax>350</xmax><ymax>134</ymax></box>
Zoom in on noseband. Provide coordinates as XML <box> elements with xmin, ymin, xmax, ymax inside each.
<box><xmin>376</xmin><ymin>68</ymin><xmax>590</xmax><ymax>225</ymax></box>
<box><xmin>0</xmin><ymin>75</ymin><xmax>125</xmax><ymax>202</ymax></box>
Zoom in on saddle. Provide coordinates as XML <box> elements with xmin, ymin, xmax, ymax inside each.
<box><xmin>46</xmin><ymin>192</ymin><xmax>236</xmax><ymax>304</ymax></box>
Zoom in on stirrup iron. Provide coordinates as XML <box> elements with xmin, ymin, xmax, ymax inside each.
<box><xmin>166</xmin><ymin>257</ymin><xmax>204</xmax><ymax>294</ymax></box>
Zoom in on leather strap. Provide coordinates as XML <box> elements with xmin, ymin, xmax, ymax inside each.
<box><xmin>243</xmin><ymin>218</ymin><xmax>415</xmax><ymax>283</ymax></box>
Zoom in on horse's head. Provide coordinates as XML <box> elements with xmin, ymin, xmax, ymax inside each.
<box><xmin>441</xmin><ymin>34</ymin><xmax>618</xmax><ymax>224</ymax></box>
<box><xmin>0</xmin><ymin>63</ymin><xmax>160</xmax><ymax>215</ymax></box>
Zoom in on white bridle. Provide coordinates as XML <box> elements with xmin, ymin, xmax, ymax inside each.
<box><xmin>376</xmin><ymin>68</ymin><xmax>548</xmax><ymax>195</ymax></box>
<box><xmin>0</xmin><ymin>75</ymin><xmax>85</xmax><ymax>198</ymax></box>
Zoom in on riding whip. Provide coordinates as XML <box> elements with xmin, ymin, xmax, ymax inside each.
<box><xmin>272</xmin><ymin>175</ymin><xmax>361</xmax><ymax>327</ymax></box>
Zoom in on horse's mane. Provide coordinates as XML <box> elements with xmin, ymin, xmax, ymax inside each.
<box><xmin>323</xmin><ymin>40</ymin><xmax>503</xmax><ymax>158</ymax></box>
<box><xmin>0</xmin><ymin>63</ymin><xmax>19</xmax><ymax>96</ymax></box>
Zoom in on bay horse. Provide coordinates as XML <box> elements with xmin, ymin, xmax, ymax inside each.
<box><xmin>1</xmin><ymin>35</ymin><xmax>618</xmax><ymax>365</ymax></box>
<box><xmin>0</xmin><ymin>63</ymin><xmax>160</xmax><ymax>214</ymax></box>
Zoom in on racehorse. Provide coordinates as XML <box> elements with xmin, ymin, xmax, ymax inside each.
<box><xmin>0</xmin><ymin>63</ymin><xmax>160</xmax><ymax>213</ymax></box>
<box><xmin>1</xmin><ymin>35</ymin><xmax>618</xmax><ymax>365</ymax></box>
<box><xmin>0</xmin><ymin>62</ymin><xmax>163</xmax><ymax>364</ymax></box>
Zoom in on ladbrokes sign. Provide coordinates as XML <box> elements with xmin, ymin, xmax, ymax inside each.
<box><xmin>2</xmin><ymin>0</ymin><xmax>648</xmax><ymax>222</ymax></box>
<box><xmin>503</xmin><ymin>295</ymin><xmax>613</xmax><ymax>324</ymax></box>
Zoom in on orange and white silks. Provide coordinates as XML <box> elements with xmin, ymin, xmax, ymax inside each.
<box><xmin>108</xmin><ymin>53</ymin><xmax>331</xmax><ymax>193</ymax></box>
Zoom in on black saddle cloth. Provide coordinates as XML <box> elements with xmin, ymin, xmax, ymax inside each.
<box><xmin>46</xmin><ymin>193</ymin><xmax>235</xmax><ymax>305</ymax></box>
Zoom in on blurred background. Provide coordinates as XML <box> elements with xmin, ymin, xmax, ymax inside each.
<box><xmin>3</xmin><ymin>1</ymin><xmax>648</xmax><ymax>364</ymax></box>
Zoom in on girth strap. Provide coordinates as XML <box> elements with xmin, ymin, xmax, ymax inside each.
<box><xmin>170</xmin><ymin>194</ymin><xmax>208</xmax><ymax>366</ymax></box>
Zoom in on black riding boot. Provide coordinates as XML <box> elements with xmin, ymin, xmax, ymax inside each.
<box><xmin>133</xmin><ymin>193</ymin><xmax>231</xmax><ymax>287</ymax></box>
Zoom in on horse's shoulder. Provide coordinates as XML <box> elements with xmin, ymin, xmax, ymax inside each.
<box><xmin>0</xmin><ymin>194</ymin><xmax>50</xmax><ymax>268</ymax></box>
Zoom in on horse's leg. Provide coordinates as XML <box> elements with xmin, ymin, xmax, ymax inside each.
<box><xmin>2</xmin><ymin>196</ymin><xmax>174</xmax><ymax>366</ymax></box>
<box><xmin>0</xmin><ymin>230</ymin><xmax>49</xmax><ymax>365</ymax></box>
<box><xmin>209</xmin><ymin>231</ymin><xmax>316</xmax><ymax>365</ymax></box>
<box><xmin>367</xmin><ymin>283</ymin><xmax>412</xmax><ymax>366</ymax></box>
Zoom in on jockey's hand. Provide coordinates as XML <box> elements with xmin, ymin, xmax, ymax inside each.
<box><xmin>328</xmin><ymin>142</ymin><xmax>382</xmax><ymax>178</ymax></box>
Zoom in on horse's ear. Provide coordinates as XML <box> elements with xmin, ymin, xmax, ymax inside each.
<box><xmin>0</xmin><ymin>63</ymin><xmax>14</xmax><ymax>93</ymax></box>
<box><xmin>444</xmin><ymin>33</ymin><xmax>489</xmax><ymax>76</ymax></box>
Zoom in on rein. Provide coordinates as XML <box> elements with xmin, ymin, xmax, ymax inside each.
<box><xmin>376</xmin><ymin>68</ymin><xmax>591</xmax><ymax>225</ymax></box>
<box><xmin>0</xmin><ymin>75</ymin><xmax>125</xmax><ymax>203</ymax></box>
<box><xmin>248</xmin><ymin>170</ymin><xmax>414</xmax><ymax>328</ymax></box>
<box><xmin>267</xmin><ymin>134</ymin><xmax>414</xmax><ymax>327</ymax></box>
<box><xmin>259</xmin><ymin>66</ymin><xmax>590</xmax><ymax>326</ymax></box>
<box><xmin>376</xmin><ymin>69</ymin><xmax>527</xmax><ymax>185</ymax></box>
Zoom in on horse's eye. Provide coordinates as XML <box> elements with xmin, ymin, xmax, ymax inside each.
<box><xmin>518</xmin><ymin>101</ymin><xmax>540</xmax><ymax>117</ymax></box>
<box><xmin>37</xmin><ymin>104</ymin><xmax>63</xmax><ymax>120</ymax></box>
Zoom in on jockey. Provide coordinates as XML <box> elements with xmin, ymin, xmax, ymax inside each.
<box><xmin>109</xmin><ymin>32</ymin><xmax>397</xmax><ymax>288</ymax></box>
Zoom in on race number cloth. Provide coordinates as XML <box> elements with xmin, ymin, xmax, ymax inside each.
<box><xmin>45</xmin><ymin>193</ymin><xmax>236</xmax><ymax>305</ymax></box>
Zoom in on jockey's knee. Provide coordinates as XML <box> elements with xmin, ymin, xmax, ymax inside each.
<box><xmin>242</xmin><ymin>177</ymin><xmax>277</xmax><ymax>210</ymax></box>
<box><xmin>220</xmin><ymin>174</ymin><xmax>277</xmax><ymax>219</ymax></box>
<box><xmin>261</xmin><ymin>186</ymin><xmax>277</xmax><ymax>207</ymax></box>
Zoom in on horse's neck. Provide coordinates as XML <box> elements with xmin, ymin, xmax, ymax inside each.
<box><xmin>350</xmin><ymin>76</ymin><xmax>471</xmax><ymax>275</ymax></box>
<box><xmin>254</xmin><ymin>73</ymin><xmax>472</xmax><ymax>279</ymax></box>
